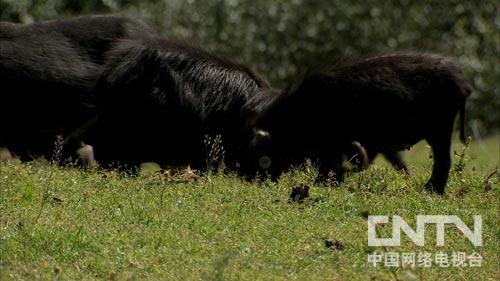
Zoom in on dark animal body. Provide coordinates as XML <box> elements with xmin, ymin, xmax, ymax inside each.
<box><xmin>0</xmin><ymin>16</ymin><xmax>152</xmax><ymax>165</ymax></box>
<box><xmin>248</xmin><ymin>53</ymin><xmax>472</xmax><ymax>193</ymax></box>
<box><xmin>93</xmin><ymin>37</ymin><xmax>272</xmax><ymax>171</ymax></box>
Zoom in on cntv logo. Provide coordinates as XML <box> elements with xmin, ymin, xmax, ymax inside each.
<box><xmin>368</xmin><ymin>215</ymin><xmax>482</xmax><ymax>247</ymax></box>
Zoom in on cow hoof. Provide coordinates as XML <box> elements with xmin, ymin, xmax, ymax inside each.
<box><xmin>424</xmin><ymin>181</ymin><xmax>445</xmax><ymax>195</ymax></box>
<box><xmin>316</xmin><ymin>172</ymin><xmax>343</xmax><ymax>186</ymax></box>
<box><xmin>400</xmin><ymin>167</ymin><xmax>411</xmax><ymax>176</ymax></box>
<box><xmin>288</xmin><ymin>184</ymin><xmax>310</xmax><ymax>203</ymax></box>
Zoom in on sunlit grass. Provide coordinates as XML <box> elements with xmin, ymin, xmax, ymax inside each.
<box><xmin>0</xmin><ymin>137</ymin><xmax>498</xmax><ymax>280</ymax></box>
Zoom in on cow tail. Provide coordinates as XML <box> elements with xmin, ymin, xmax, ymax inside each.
<box><xmin>459</xmin><ymin>102</ymin><xmax>467</xmax><ymax>143</ymax></box>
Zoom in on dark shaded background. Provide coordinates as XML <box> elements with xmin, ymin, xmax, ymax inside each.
<box><xmin>1</xmin><ymin>0</ymin><xmax>497</xmax><ymax>136</ymax></box>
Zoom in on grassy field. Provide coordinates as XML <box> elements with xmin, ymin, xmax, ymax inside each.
<box><xmin>1</xmin><ymin>137</ymin><xmax>498</xmax><ymax>280</ymax></box>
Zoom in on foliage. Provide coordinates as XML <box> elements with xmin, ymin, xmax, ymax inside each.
<box><xmin>0</xmin><ymin>0</ymin><xmax>498</xmax><ymax>134</ymax></box>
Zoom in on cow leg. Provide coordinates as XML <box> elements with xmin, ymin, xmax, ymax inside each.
<box><xmin>383</xmin><ymin>151</ymin><xmax>409</xmax><ymax>174</ymax></box>
<box><xmin>425</xmin><ymin>128</ymin><xmax>453</xmax><ymax>194</ymax></box>
<box><xmin>366</xmin><ymin>148</ymin><xmax>379</xmax><ymax>165</ymax></box>
<box><xmin>61</xmin><ymin>116</ymin><xmax>99</xmax><ymax>168</ymax></box>
<box><xmin>76</xmin><ymin>143</ymin><xmax>96</xmax><ymax>168</ymax></box>
<box><xmin>0</xmin><ymin>146</ymin><xmax>13</xmax><ymax>162</ymax></box>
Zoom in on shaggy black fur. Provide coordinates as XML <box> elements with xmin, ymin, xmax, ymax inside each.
<box><xmin>248</xmin><ymin>52</ymin><xmax>472</xmax><ymax>193</ymax></box>
<box><xmin>0</xmin><ymin>15</ymin><xmax>152</xmax><ymax>163</ymax></box>
<box><xmin>92</xmin><ymin>36</ymin><xmax>272</xmax><ymax>171</ymax></box>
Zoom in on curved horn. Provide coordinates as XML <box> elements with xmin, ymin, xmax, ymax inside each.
<box><xmin>350</xmin><ymin>141</ymin><xmax>369</xmax><ymax>170</ymax></box>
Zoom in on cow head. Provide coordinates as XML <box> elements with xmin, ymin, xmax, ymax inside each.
<box><xmin>240</xmin><ymin>128</ymin><xmax>282</xmax><ymax>180</ymax></box>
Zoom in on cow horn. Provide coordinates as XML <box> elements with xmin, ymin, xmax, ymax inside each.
<box><xmin>350</xmin><ymin>141</ymin><xmax>369</xmax><ymax>170</ymax></box>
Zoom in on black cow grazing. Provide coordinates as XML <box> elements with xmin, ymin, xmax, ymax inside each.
<box><xmin>92</xmin><ymin>37</ymin><xmax>273</xmax><ymax>172</ymax></box>
<box><xmin>247</xmin><ymin>52</ymin><xmax>472</xmax><ymax>194</ymax></box>
<box><xmin>244</xmin><ymin>89</ymin><xmax>369</xmax><ymax>179</ymax></box>
<box><xmin>0</xmin><ymin>16</ymin><xmax>152</xmax><ymax>166</ymax></box>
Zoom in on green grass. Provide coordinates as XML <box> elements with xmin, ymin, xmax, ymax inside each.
<box><xmin>1</xmin><ymin>137</ymin><xmax>499</xmax><ymax>280</ymax></box>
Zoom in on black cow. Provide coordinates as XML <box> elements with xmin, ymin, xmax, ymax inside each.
<box><xmin>247</xmin><ymin>53</ymin><xmax>472</xmax><ymax>194</ymax></box>
<box><xmin>0</xmin><ymin>15</ymin><xmax>152</xmax><ymax>166</ymax></box>
<box><xmin>92</xmin><ymin>36</ymin><xmax>274</xmax><ymax>172</ymax></box>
